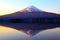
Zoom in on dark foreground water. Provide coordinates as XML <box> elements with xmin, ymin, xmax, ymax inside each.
<box><xmin>0</xmin><ymin>23</ymin><xmax>60</xmax><ymax>40</ymax></box>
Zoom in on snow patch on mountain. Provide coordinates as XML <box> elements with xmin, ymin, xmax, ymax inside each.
<box><xmin>20</xmin><ymin>6</ymin><xmax>43</xmax><ymax>12</ymax></box>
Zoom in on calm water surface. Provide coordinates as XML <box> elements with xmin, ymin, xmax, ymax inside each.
<box><xmin>0</xmin><ymin>23</ymin><xmax>60</xmax><ymax>40</ymax></box>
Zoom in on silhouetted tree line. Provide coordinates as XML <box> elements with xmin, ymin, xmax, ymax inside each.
<box><xmin>9</xmin><ymin>18</ymin><xmax>60</xmax><ymax>23</ymax></box>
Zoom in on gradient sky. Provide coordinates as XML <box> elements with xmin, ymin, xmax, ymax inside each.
<box><xmin>0</xmin><ymin>0</ymin><xmax>60</xmax><ymax>15</ymax></box>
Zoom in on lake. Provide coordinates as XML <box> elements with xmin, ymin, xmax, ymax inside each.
<box><xmin>0</xmin><ymin>23</ymin><xmax>60</xmax><ymax>40</ymax></box>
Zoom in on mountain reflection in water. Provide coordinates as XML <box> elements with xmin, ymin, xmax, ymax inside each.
<box><xmin>0</xmin><ymin>23</ymin><xmax>60</xmax><ymax>40</ymax></box>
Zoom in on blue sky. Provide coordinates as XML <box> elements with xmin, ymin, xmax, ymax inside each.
<box><xmin>0</xmin><ymin>0</ymin><xmax>60</xmax><ymax>15</ymax></box>
<box><xmin>3</xmin><ymin>0</ymin><xmax>60</xmax><ymax>9</ymax></box>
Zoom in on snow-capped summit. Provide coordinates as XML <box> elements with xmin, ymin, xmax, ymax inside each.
<box><xmin>20</xmin><ymin>6</ymin><xmax>43</xmax><ymax>12</ymax></box>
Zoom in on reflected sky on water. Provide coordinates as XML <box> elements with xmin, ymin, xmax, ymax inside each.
<box><xmin>0</xmin><ymin>23</ymin><xmax>60</xmax><ymax>40</ymax></box>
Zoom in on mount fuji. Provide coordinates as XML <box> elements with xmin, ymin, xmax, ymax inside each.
<box><xmin>0</xmin><ymin>6</ymin><xmax>60</xmax><ymax>19</ymax></box>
